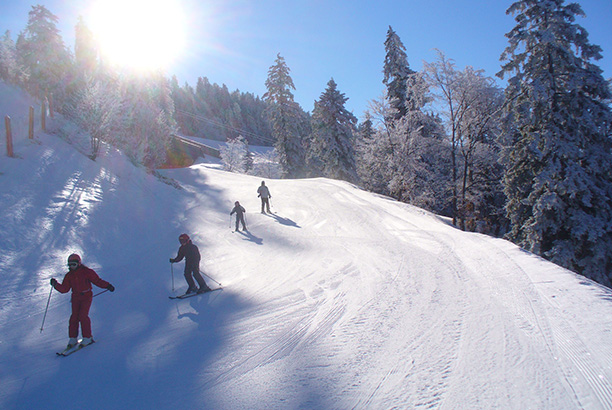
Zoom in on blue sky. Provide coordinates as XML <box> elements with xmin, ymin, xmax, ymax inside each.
<box><xmin>1</xmin><ymin>0</ymin><xmax>611</xmax><ymax>117</ymax></box>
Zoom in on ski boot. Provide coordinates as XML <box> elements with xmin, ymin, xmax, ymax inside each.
<box><xmin>81</xmin><ymin>337</ymin><xmax>94</xmax><ymax>346</ymax></box>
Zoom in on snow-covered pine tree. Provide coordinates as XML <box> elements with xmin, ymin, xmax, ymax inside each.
<box><xmin>170</xmin><ymin>75</ymin><xmax>198</xmax><ymax>136</ymax></box>
<box><xmin>244</xmin><ymin>142</ymin><xmax>254</xmax><ymax>174</ymax></box>
<box><xmin>74</xmin><ymin>17</ymin><xmax>98</xmax><ymax>77</ymax></box>
<box><xmin>16</xmin><ymin>5</ymin><xmax>72</xmax><ymax>107</ymax></box>
<box><xmin>0</xmin><ymin>31</ymin><xmax>24</xmax><ymax>83</ymax></box>
<box><xmin>499</xmin><ymin>0</ymin><xmax>612</xmax><ymax>285</ymax></box>
<box><xmin>383</xmin><ymin>26</ymin><xmax>414</xmax><ymax>122</ymax></box>
<box><xmin>263</xmin><ymin>53</ymin><xmax>306</xmax><ymax>178</ymax></box>
<box><xmin>309</xmin><ymin>78</ymin><xmax>358</xmax><ymax>182</ymax></box>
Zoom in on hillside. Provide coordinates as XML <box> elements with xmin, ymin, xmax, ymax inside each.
<box><xmin>2</xmin><ymin>83</ymin><xmax>612</xmax><ymax>409</ymax></box>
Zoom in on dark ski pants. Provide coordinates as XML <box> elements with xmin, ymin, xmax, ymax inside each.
<box><xmin>184</xmin><ymin>266</ymin><xmax>208</xmax><ymax>290</ymax></box>
<box><xmin>260</xmin><ymin>198</ymin><xmax>270</xmax><ymax>213</ymax></box>
<box><xmin>235</xmin><ymin>215</ymin><xmax>246</xmax><ymax>231</ymax></box>
<box><xmin>69</xmin><ymin>292</ymin><xmax>93</xmax><ymax>338</ymax></box>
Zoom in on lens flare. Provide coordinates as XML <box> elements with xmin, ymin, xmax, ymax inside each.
<box><xmin>88</xmin><ymin>0</ymin><xmax>187</xmax><ymax>72</ymax></box>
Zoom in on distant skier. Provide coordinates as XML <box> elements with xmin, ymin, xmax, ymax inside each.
<box><xmin>50</xmin><ymin>253</ymin><xmax>115</xmax><ymax>349</ymax></box>
<box><xmin>257</xmin><ymin>181</ymin><xmax>272</xmax><ymax>214</ymax></box>
<box><xmin>230</xmin><ymin>201</ymin><xmax>247</xmax><ymax>232</ymax></box>
<box><xmin>170</xmin><ymin>233</ymin><xmax>211</xmax><ymax>295</ymax></box>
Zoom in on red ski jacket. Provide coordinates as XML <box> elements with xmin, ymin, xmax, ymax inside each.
<box><xmin>54</xmin><ymin>265</ymin><xmax>110</xmax><ymax>295</ymax></box>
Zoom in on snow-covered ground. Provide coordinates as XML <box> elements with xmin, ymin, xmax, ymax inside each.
<box><xmin>2</xmin><ymin>83</ymin><xmax>612</xmax><ymax>409</ymax></box>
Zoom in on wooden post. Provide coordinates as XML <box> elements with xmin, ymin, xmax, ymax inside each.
<box><xmin>41</xmin><ymin>99</ymin><xmax>46</xmax><ymax>132</ymax></box>
<box><xmin>48</xmin><ymin>93</ymin><xmax>54</xmax><ymax>119</ymax></box>
<box><xmin>29</xmin><ymin>106</ymin><xmax>34</xmax><ymax>139</ymax></box>
<box><xmin>5</xmin><ymin>115</ymin><xmax>13</xmax><ymax>157</ymax></box>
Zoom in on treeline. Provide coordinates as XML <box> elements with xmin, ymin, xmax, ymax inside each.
<box><xmin>170</xmin><ymin>76</ymin><xmax>273</xmax><ymax>146</ymax></box>
<box><xmin>1</xmin><ymin>3</ymin><xmax>611</xmax><ymax>286</ymax></box>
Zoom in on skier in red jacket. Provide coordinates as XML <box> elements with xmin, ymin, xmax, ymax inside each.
<box><xmin>50</xmin><ymin>253</ymin><xmax>115</xmax><ymax>349</ymax></box>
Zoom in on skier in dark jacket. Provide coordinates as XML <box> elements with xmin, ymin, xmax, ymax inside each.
<box><xmin>50</xmin><ymin>253</ymin><xmax>115</xmax><ymax>349</ymax></box>
<box><xmin>170</xmin><ymin>233</ymin><xmax>211</xmax><ymax>295</ymax></box>
<box><xmin>257</xmin><ymin>181</ymin><xmax>272</xmax><ymax>214</ymax></box>
<box><xmin>230</xmin><ymin>201</ymin><xmax>247</xmax><ymax>231</ymax></box>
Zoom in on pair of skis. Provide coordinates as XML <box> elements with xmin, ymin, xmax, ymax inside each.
<box><xmin>168</xmin><ymin>287</ymin><xmax>222</xmax><ymax>300</ymax></box>
<box><xmin>56</xmin><ymin>340</ymin><xmax>95</xmax><ymax>357</ymax></box>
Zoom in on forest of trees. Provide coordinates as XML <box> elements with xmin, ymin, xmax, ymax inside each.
<box><xmin>1</xmin><ymin>1</ymin><xmax>611</xmax><ymax>286</ymax></box>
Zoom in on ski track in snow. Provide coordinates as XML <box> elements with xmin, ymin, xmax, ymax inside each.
<box><xmin>2</xmin><ymin>112</ymin><xmax>612</xmax><ymax>409</ymax></box>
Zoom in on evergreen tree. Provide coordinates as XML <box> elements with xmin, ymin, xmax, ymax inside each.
<box><xmin>74</xmin><ymin>16</ymin><xmax>98</xmax><ymax>76</ymax></box>
<box><xmin>499</xmin><ymin>0</ymin><xmax>612</xmax><ymax>285</ymax></box>
<box><xmin>170</xmin><ymin>75</ymin><xmax>198</xmax><ymax>135</ymax></box>
<box><xmin>383</xmin><ymin>26</ymin><xmax>414</xmax><ymax>121</ymax></box>
<box><xmin>0</xmin><ymin>30</ymin><xmax>23</xmax><ymax>83</ymax></box>
<box><xmin>357</xmin><ymin>114</ymin><xmax>375</xmax><ymax>144</ymax></box>
<box><xmin>244</xmin><ymin>141</ymin><xmax>254</xmax><ymax>173</ymax></box>
<box><xmin>309</xmin><ymin>78</ymin><xmax>358</xmax><ymax>182</ymax></box>
<box><xmin>16</xmin><ymin>5</ymin><xmax>72</xmax><ymax>107</ymax></box>
<box><xmin>264</xmin><ymin>53</ymin><xmax>306</xmax><ymax>178</ymax></box>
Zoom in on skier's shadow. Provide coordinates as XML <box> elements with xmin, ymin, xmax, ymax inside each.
<box><xmin>266</xmin><ymin>213</ymin><xmax>300</xmax><ymax>228</ymax></box>
<box><xmin>238</xmin><ymin>230</ymin><xmax>263</xmax><ymax>245</ymax></box>
<box><xmin>175</xmin><ymin>289</ymin><xmax>224</xmax><ymax>322</ymax></box>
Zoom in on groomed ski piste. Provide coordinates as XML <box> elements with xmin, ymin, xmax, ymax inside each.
<box><xmin>2</xmin><ymin>81</ymin><xmax>612</xmax><ymax>409</ymax></box>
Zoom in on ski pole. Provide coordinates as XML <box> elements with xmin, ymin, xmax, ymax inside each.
<box><xmin>200</xmin><ymin>269</ymin><xmax>222</xmax><ymax>286</ymax></box>
<box><xmin>229</xmin><ymin>215</ymin><xmax>232</xmax><ymax>229</ymax></box>
<box><xmin>171</xmin><ymin>262</ymin><xmax>175</xmax><ymax>292</ymax></box>
<box><xmin>93</xmin><ymin>289</ymin><xmax>109</xmax><ymax>298</ymax></box>
<box><xmin>40</xmin><ymin>285</ymin><xmax>53</xmax><ymax>333</ymax></box>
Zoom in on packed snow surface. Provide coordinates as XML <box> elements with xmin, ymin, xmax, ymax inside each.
<box><xmin>2</xmin><ymin>87</ymin><xmax>612</xmax><ymax>409</ymax></box>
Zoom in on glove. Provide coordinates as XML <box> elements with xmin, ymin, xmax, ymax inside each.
<box><xmin>107</xmin><ymin>284</ymin><xmax>115</xmax><ymax>292</ymax></box>
<box><xmin>169</xmin><ymin>258</ymin><xmax>174</xmax><ymax>263</ymax></box>
<box><xmin>50</xmin><ymin>278</ymin><xmax>58</xmax><ymax>288</ymax></box>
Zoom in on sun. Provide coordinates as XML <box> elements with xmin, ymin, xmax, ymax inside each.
<box><xmin>88</xmin><ymin>0</ymin><xmax>187</xmax><ymax>72</ymax></box>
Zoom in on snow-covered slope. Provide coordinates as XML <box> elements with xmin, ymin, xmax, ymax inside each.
<box><xmin>2</xmin><ymin>86</ymin><xmax>612</xmax><ymax>409</ymax></box>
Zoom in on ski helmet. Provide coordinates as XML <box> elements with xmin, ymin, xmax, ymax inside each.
<box><xmin>178</xmin><ymin>233</ymin><xmax>190</xmax><ymax>244</ymax></box>
<box><xmin>67</xmin><ymin>253</ymin><xmax>81</xmax><ymax>264</ymax></box>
